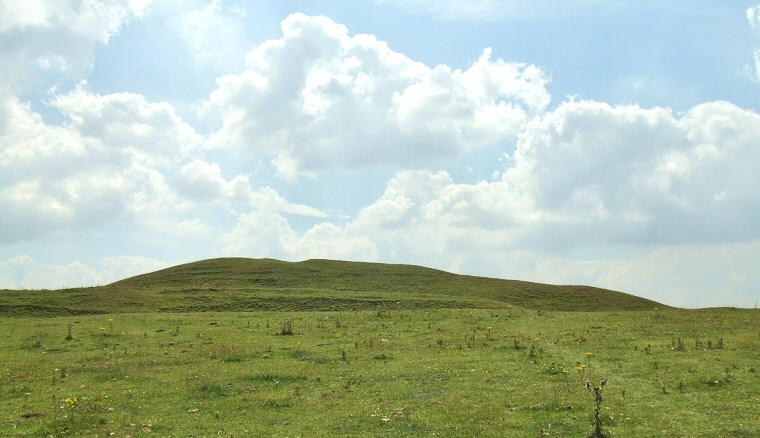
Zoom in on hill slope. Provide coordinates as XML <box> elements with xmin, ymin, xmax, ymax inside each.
<box><xmin>0</xmin><ymin>258</ymin><xmax>665</xmax><ymax>316</ymax></box>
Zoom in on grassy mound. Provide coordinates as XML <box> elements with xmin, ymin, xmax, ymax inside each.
<box><xmin>1</xmin><ymin>258</ymin><xmax>664</xmax><ymax>316</ymax></box>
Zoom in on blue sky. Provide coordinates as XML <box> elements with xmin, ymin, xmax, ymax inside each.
<box><xmin>2</xmin><ymin>0</ymin><xmax>760</xmax><ymax>308</ymax></box>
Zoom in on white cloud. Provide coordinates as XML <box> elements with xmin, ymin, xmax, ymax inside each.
<box><xmin>52</xmin><ymin>83</ymin><xmax>203</xmax><ymax>165</ymax></box>
<box><xmin>208</xmin><ymin>13</ymin><xmax>549</xmax><ymax>180</ymax></box>
<box><xmin>0</xmin><ymin>255</ymin><xmax>168</xmax><ymax>289</ymax></box>
<box><xmin>0</xmin><ymin>0</ymin><xmax>50</xmax><ymax>31</ymax></box>
<box><xmin>748</xmin><ymin>5</ymin><xmax>760</xmax><ymax>30</ymax></box>
<box><xmin>0</xmin><ymin>0</ymin><xmax>148</xmax><ymax>87</ymax></box>
<box><xmin>221</xmin><ymin>211</ymin><xmax>377</xmax><ymax>261</ymax></box>
<box><xmin>169</xmin><ymin>0</ymin><xmax>247</xmax><ymax>66</ymax></box>
<box><xmin>497</xmin><ymin>99</ymin><xmax>760</xmax><ymax>247</ymax></box>
<box><xmin>0</xmin><ymin>89</ymin><xmax>192</xmax><ymax>243</ymax></box>
<box><xmin>172</xmin><ymin>159</ymin><xmax>327</xmax><ymax>217</ymax></box>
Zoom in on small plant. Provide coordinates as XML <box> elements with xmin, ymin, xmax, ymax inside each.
<box><xmin>65</xmin><ymin>396</ymin><xmax>79</xmax><ymax>416</ymax></box>
<box><xmin>64</xmin><ymin>323</ymin><xmax>73</xmax><ymax>341</ymax></box>
<box><xmin>672</xmin><ymin>337</ymin><xmax>685</xmax><ymax>351</ymax></box>
<box><xmin>723</xmin><ymin>366</ymin><xmax>732</xmax><ymax>383</ymax></box>
<box><xmin>280</xmin><ymin>320</ymin><xmax>293</xmax><ymax>336</ymax></box>
<box><xmin>586</xmin><ymin>378</ymin><xmax>608</xmax><ymax>438</ymax></box>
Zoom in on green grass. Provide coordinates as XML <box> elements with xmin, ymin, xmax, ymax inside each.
<box><xmin>0</xmin><ymin>308</ymin><xmax>757</xmax><ymax>436</ymax></box>
<box><xmin>0</xmin><ymin>258</ymin><xmax>757</xmax><ymax>436</ymax></box>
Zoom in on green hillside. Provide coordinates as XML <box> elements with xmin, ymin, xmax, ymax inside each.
<box><xmin>0</xmin><ymin>258</ymin><xmax>665</xmax><ymax>316</ymax></box>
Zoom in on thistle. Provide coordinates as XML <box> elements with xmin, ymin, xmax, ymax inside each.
<box><xmin>586</xmin><ymin>378</ymin><xmax>608</xmax><ymax>438</ymax></box>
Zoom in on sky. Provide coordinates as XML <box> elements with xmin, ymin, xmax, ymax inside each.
<box><xmin>1</xmin><ymin>0</ymin><xmax>760</xmax><ymax>308</ymax></box>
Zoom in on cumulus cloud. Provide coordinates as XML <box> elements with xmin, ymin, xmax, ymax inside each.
<box><xmin>208</xmin><ymin>13</ymin><xmax>549</xmax><ymax>180</ymax></box>
<box><xmin>0</xmin><ymin>82</ymin><xmax>214</xmax><ymax>243</ymax></box>
<box><xmin>1</xmin><ymin>85</ymin><xmax>327</xmax><ymax>243</ymax></box>
<box><xmin>356</xmin><ymin>100</ymin><xmax>760</xmax><ymax>251</ymax></box>
<box><xmin>0</xmin><ymin>255</ymin><xmax>167</xmax><ymax>289</ymax></box>
<box><xmin>506</xmin><ymin>100</ymin><xmax>760</xmax><ymax>246</ymax></box>
<box><xmin>172</xmin><ymin>159</ymin><xmax>326</xmax><ymax>217</ymax></box>
<box><xmin>52</xmin><ymin>83</ymin><xmax>203</xmax><ymax>165</ymax></box>
<box><xmin>221</xmin><ymin>211</ymin><xmax>377</xmax><ymax>261</ymax></box>
<box><xmin>0</xmin><ymin>0</ymin><xmax>148</xmax><ymax>87</ymax></box>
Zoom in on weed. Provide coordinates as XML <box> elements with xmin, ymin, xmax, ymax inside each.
<box><xmin>672</xmin><ymin>337</ymin><xmax>685</xmax><ymax>351</ymax></box>
<box><xmin>281</xmin><ymin>320</ymin><xmax>294</xmax><ymax>336</ymax></box>
<box><xmin>65</xmin><ymin>324</ymin><xmax>73</xmax><ymax>341</ymax></box>
<box><xmin>529</xmin><ymin>342</ymin><xmax>538</xmax><ymax>359</ymax></box>
<box><xmin>586</xmin><ymin>378</ymin><xmax>608</xmax><ymax>438</ymax></box>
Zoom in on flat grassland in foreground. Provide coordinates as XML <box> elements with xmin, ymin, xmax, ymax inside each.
<box><xmin>1</xmin><ymin>307</ymin><xmax>758</xmax><ymax>437</ymax></box>
<box><xmin>0</xmin><ymin>259</ymin><xmax>757</xmax><ymax>436</ymax></box>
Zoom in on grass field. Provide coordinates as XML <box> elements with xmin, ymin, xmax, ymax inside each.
<box><xmin>0</xmin><ymin>259</ymin><xmax>757</xmax><ymax>436</ymax></box>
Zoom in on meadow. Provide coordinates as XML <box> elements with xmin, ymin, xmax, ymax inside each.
<box><xmin>0</xmin><ymin>259</ymin><xmax>758</xmax><ymax>436</ymax></box>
